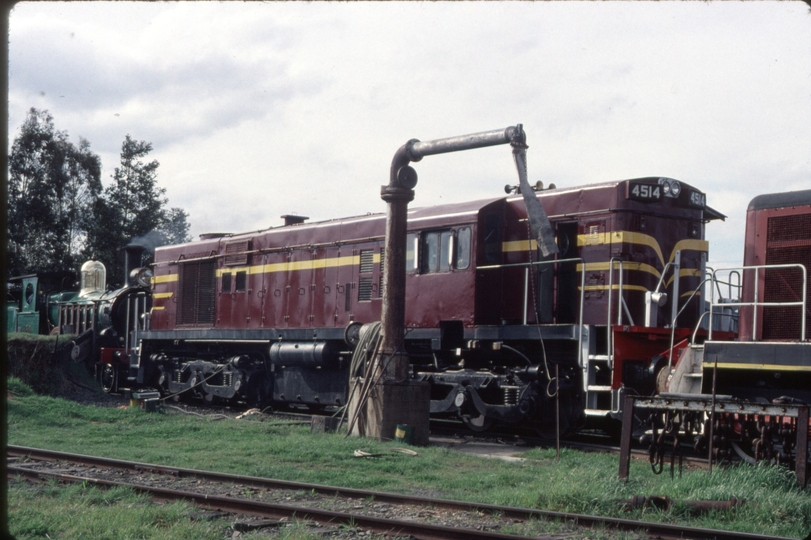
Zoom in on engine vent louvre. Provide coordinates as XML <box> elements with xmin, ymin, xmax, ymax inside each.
<box><xmin>358</xmin><ymin>277</ymin><xmax>373</xmax><ymax>302</ymax></box>
<box><xmin>762</xmin><ymin>213</ymin><xmax>811</xmax><ymax>340</ymax></box>
<box><xmin>379</xmin><ymin>247</ymin><xmax>385</xmax><ymax>298</ymax></box>
<box><xmin>178</xmin><ymin>260</ymin><xmax>217</xmax><ymax>326</ymax></box>
<box><xmin>224</xmin><ymin>240</ymin><xmax>251</xmax><ymax>266</ymax></box>
<box><xmin>359</xmin><ymin>249</ymin><xmax>374</xmax><ymax>274</ymax></box>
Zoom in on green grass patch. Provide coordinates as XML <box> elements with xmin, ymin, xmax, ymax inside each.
<box><xmin>8</xmin><ymin>480</ymin><xmax>229</xmax><ymax>540</ymax></box>
<box><xmin>8</xmin><ymin>387</ymin><xmax>811</xmax><ymax>538</ymax></box>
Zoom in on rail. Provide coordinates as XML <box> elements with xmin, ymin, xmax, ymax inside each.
<box><xmin>706</xmin><ymin>266</ymin><xmax>741</xmax><ymax>302</ymax></box>
<box><xmin>605</xmin><ymin>257</ymin><xmax>635</xmax><ymax>370</ymax></box>
<box><xmin>477</xmin><ymin>257</ymin><xmax>585</xmax><ymax>366</ymax></box>
<box><xmin>708</xmin><ymin>264</ymin><xmax>807</xmax><ymax>342</ymax></box>
<box><xmin>9</xmin><ymin>445</ymin><xmax>792</xmax><ymax>540</ymax></box>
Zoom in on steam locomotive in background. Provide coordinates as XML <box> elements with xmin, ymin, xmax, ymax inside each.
<box><xmin>7</xmin><ymin>246</ymin><xmax>152</xmax><ymax>392</ymax></box>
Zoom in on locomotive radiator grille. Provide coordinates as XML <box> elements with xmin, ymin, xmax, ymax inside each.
<box><xmin>178</xmin><ymin>260</ymin><xmax>217</xmax><ymax>326</ymax></box>
<box><xmin>764</xmin><ymin>214</ymin><xmax>811</xmax><ymax>340</ymax></box>
<box><xmin>358</xmin><ymin>277</ymin><xmax>373</xmax><ymax>302</ymax></box>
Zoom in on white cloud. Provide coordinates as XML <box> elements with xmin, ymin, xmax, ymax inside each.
<box><xmin>8</xmin><ymin>1</ymin><xmax>811</xmax><ymax>269</ymax></box>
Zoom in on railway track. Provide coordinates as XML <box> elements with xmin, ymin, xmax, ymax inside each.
<box><xmin>7</xmin><ymin>445</ymin><xmax>788</xmax><ymax>540</ymax></box>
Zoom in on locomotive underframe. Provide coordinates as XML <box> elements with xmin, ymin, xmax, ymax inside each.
<box><xmin>135</xmin><ymin>323</ymin><xmax>593</xmax><ymax>429</ymax></box>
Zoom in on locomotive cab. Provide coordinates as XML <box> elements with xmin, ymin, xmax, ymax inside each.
<box><xmin>7</xmin><ymin>271</ymin><xmax>77</xmax><ymax>335</ymax></box>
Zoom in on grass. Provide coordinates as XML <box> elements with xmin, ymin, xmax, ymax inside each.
<box><xmin>8</xmin><ymin>481</ymin><xmax>225</xmax><ymax>540</ymax></box>
<box><xmin>7</xmin><ymin>376</ymin><xmax>811</xmax><ymax>539</ymax></box>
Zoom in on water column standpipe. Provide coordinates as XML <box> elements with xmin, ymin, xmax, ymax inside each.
<box><xmin>379</xmin><ymin>124</ymin><xmax>558</xmax><ymax>379</ymax></box>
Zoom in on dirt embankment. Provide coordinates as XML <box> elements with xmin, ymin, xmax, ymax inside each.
<box><xmin>6</xmin><ymin>334</ymin><xmax>121</xmax><ymax>405</ymax></box>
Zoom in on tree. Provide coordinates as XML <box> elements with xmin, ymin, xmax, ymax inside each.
<box><xmin>158</xmin><ymin>207</ymin><xmax>192</xmax><ymax>245</ymax></box>
<box><xmin>107</xmin><ymin>135</ymin><xmax>166</xmax><ymax>242</ymax></box>
<box><xmin>84</xmin><ymin>135</ymin><xmax>168</xmax><ymax>287</ymax></box>
<box><xmin>7</xmin><ymin>108</ymin><xmax>102</xmax><ymax>277</ymax></box>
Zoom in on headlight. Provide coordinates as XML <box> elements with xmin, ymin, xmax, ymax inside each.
<box><xmin>658</xmin><ymin>178</ymin><xmax>681</xmax><ymax>198</ymax></box>
<box><xmin>133</xmin><ymin>267</ymin><xmax>153</xmax><ymax>288</ymax></box>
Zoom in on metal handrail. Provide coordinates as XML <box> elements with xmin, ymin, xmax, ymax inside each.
<box><xmin>477</xmin><ymin>257</ymin><xmax>586</xmax><ymax>367</ymax></box>
<box><xmin>708</xmin><ymin>264</ymin><xmax>807</xmax><ymax>342</ymax></box>
<box><xmin>705</xmin><ymin>266</ymin><xmax>742</xmax><ymax>303</ymax></box>
<box><xmin>606</xmin><ymin>257</ymin><xmax>626</xmax><ymax>369</ymax></box>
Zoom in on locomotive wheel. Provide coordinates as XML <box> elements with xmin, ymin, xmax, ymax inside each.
<box><xmin>100</xmin><ymin>364</ymin><xmax>117</xmax><ymax>394</ymax></box>
<box><xmin>462</xmin><ymin>414</ymin><xmax>493</xmax><ymax>432</ymax></box>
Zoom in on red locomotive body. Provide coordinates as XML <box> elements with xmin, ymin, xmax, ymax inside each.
<box><xmin>698</xmin><ymin>188</ymin><xmax>811</xmax><ymax>403</ymax></box>
<box><xmin>622</xmin><ymin>189</ymin><xmax>811</xmax><ymax>479</ymax></box>
<box><xmin>136</xmin><ymin>176</ymin><xmax>720</xmax><ymax>433</ymax></box>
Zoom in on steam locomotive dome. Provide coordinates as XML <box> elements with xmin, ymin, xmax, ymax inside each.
<box><xmin>79</xmin><ymin>260</ymin><xmax>107</xmax><ymax>297</ymax></box>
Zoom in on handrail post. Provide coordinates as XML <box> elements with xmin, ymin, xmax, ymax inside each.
<box><xmin>523</xmin><ymin>267</ymin><xmax>529</xmax><ymax>326</ymax></box>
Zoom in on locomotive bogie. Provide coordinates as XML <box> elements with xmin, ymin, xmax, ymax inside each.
<box><xmin>145</xmin><ymin>344</ymin><xmax>272</xmax><ymax>406</ymax></box>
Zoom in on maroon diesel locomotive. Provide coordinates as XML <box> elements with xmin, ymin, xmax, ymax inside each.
<box><xmin>620</xmin><ymin>188</ymin><xmax>811</xmax><ymax>477</ymax></box>
<box><xmin>669</xmin><ymin>188</ymin><xmax>811</xmax><ymax>401</ymax></box>
<box><xmin>133</xmin><ymin>176</ymin><xmax>721</xmax><ymax>434</ymax></box>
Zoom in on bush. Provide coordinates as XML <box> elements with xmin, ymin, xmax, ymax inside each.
<box><xmin>7</xmin><ymin>377</ymin><xmax>34</xmax><ymax>397</ymax></box>
<box><xmin>7</xmin><ymin>334</ymin><xmax>81</xmax><ymax>395</ymax></box>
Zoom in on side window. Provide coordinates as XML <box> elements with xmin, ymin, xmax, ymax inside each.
<box><xmin>406</xmin><ymin>233</ymin><xmax>418</xmax><ymax>272</ymax></box>
<box><xmin>420</xmin><ymin>230</ymin><xmax>453</xmax><ymax>273</ymax></box>
<box><xmin>235</xmin><ymin>270</ymin><xmax>247</xmax><ymax>292</ymax></box>
<box><xmin>456</xmin><ymin>227</ymin><xmax>471</xmax><ymax>270</ymax></box>
<box><xmin>222</xmin><ymin>272</ymin><xmax>232</xmax><ymax>293</ymax></box>
<box><xmin>439</xmin><ymin>230</ymin><xmax>452</xmax><ymax>272</ymax></box>
<box><xmin>483</xmin><ymin>213</ymin><xmax>501</xmax><ymax>264</ymax></box>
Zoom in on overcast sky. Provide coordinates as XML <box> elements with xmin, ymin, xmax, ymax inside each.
<box><xmin>8</xmin><ymin>1</ymin><xmax>811</xmax><ymax>268</ymax></box>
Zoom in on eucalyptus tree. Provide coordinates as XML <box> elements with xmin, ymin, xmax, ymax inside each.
<box><xmin>85</xmin><ymin>135</ymin><xmax>168</xmax><ymax>287</ymax></box>
<box><xmin>7</xmin><ymin>108</ymin><xmax>102</xmax><ymax>277</ymax></box>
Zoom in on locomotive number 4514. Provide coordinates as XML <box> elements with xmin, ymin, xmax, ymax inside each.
<box><xmin>629</xmin><ymin>183</ymin><xmax>661</xmax><ymax>201</ymax></box>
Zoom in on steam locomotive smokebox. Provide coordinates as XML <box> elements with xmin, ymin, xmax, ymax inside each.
<box><xmin>348</xmin><ymin>379</ymin><xmax>430</xmax><ymax>446</ymax></box>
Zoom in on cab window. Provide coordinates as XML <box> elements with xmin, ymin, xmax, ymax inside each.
<box><xmin>456</xmin><ymin>227</ymin><xmax>471</xmax><ymax>270</ymax></box>
<box><xmin>406</xmin><ymin>233</ymin><xmax>418</xmax><ymax>272</ymax></box>
<box><xmin>421</xmin><ymin>230</ymin><xmax>453</xmax><ymax>273</ymax></box>
<box><xmin>412</xmin><ymin>227</ymin><xmax>471</xmax><ymax>274</ymax></box>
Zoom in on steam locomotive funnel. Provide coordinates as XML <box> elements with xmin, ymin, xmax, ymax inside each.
<box><xmin>123</xmin><ymin>244</ymin><xmax>146</xmax><ymax>285</ymax></box>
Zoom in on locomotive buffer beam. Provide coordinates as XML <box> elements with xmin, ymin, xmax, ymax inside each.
<box><xmin>618</xmin><ymin>394</ymin><xmax>810</xmax><ymax>487</ymax></box>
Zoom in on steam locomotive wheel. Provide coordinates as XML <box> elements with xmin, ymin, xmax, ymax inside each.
<box><xmin>100</xmin><ymin>364</ymin><xmax>117</xmax><ymax>394</ymax></box>
<box><xmin>462</xmin><ymin>414</ymin><xmax>493</xmax><ymax>432</ymax></box>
